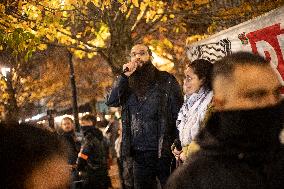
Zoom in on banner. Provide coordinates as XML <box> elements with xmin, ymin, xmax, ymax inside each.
<box><xmin>186</xmin><ymin>6</ymin><xmax>284</xmax><ymax>91</ymax></box>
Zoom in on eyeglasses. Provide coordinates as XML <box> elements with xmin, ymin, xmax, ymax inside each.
<box><xmin>130</xmin><ymin>51</ymin><xmax>147</xmax><ymax>58</ymax></box>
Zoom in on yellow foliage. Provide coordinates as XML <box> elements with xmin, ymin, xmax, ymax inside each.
<box><xmin>132</xmin><ymin>0</ymin><xmax>139</xmax><ymax>7</ymax></box>
<box><xmin>87</xmin><ymin>52</ymin><xmax>96</xmax><ymax>59</ymax></box>
<box><xmin>161</xmin><ymin>16</ymin><xmax>167</xmax><ymax>22</ymax></box>
<box><xmin>194</xmin><ymin>0</ymin><xmax>209</xmax><ymax>5</ymax></box>
<box><xmin>74</xmin><ymin>50</ymin><xmax>86</xmax><ymax>59</ymax></box>
<box><xmin>162</xmin><ymin>39</ymin><xmax>173</xmax><ymax>49</ymax></box>
<box><xmin>186</xmin><ymin>34</ymin><xmax>208</xmax><ymax>45</ymax></box>
<box><xmin>37</xmin><ymin>44</ymin><xmax>47</xmax><ymax>50</ymax></box>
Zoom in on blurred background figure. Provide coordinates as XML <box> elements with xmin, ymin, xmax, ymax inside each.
<box><xmin>0</xmin><ymin>122</ymin><xmax>71</xmax><ymax>189</ymax></box>
<box><xmin>77</xmin><ymin>114</ymin><xmax>111</xmax><ymax>189</ymax></box>
<box><xmin>172</xmin><ymin>59</ymin><xmax>213</xmax><ymax>164</ymax></box>
<box><xmin>105</xmin><ymin>114</ymin><xmax>120</xmax><ymax>161</ymax></box>
<box><xmin>59</xmin><ymin>117</ymin><xmax>81</xmax><ymax>189</ymax></box>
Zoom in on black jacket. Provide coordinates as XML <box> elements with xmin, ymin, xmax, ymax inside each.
<box><xmin>77</xmin><ymin>126</ymin><xmax>108</xmax><ymax>177</ymax></box>
<box><xmin>106</xmin><ymin>70</ymin><xmax>183</xmax><ymax>158</ymax></box>
<box><xmin>166</xmin><ymin>106</ymin><xmax>284</xmax><ymax>189</ymax></box>
<box><xmin>62</xmin><ymin>132</ymin><xmax>80</xmax><ymax>165</ymax></box>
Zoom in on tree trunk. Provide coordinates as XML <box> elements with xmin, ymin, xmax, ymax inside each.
<box><xmin>4</xmin><ymin>70</ymin><xmax>19</xmax><ymax>124</ymax></box>
<box><xmin>107</xmin><ymin>19</ymin><xmax>134</xmax><ymax>75</ymax></box>
<box><xmin>68</xmin><ymin>51</ymin><xmax>80</xmax><ymax>132</ymax></box>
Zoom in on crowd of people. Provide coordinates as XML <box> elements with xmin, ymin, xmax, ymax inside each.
<box><xmin>0</xmin><ymin>44</ymin><xmax>283</xmax><ymax>189</ymax></box>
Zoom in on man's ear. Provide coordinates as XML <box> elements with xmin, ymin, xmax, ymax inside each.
<box><xmin>212</xmin><ymin>96</ymin><xmax>226</xmax><ymax>110</ymax></box>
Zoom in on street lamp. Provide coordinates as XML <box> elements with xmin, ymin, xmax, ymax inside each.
<box><xmin>1</xmin><ymin>67</ymin><xmax>10</xmax><ymax>78</ymax></box>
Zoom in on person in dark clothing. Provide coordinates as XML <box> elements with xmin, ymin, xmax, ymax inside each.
<box><xmin>60</xmin><ymin>117</ymin><xmax>80</xmax><ymax>165</ymax></box>
<box><xmin>0</xmin><ymin>122</ymin><xmax>70</xmax><ymax>189</ymax></box>
<box><xmin>166</xmin><ymin>52</ymin><xmax>284</xmax><ymax>189</ymax></box>
<box><xmin>60</xmin><ymin>117</ymin><xmax>81</xmax><ymax>188</ymax></box>
<box><xmin>77</xmin><ymin>114</ymin><xmax>110</xmax><ymax>189</ymax></box>
<box><xmin>106</xmin><ymin>44</ymin><xmax>183</xmax><ymax>189</ymax></box>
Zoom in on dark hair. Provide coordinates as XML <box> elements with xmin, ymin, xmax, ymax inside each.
<box><xmin>60</xmin><ymin>116</ymin><xmax>74</xmax><ymax>126</ymax></box>
<box><xmin>0</xmin><ymin>123</ymin><xmax>68</xmax><ymax>188</ymax></box>
<box><xmin>81</xmin><ymin>114</ymin><xmax>97</xmax><ymax>125</ymax></box>
<box><xmin>213</xmin><ymin>52</ymin><xmax>269</xmax><ymax>81</ymax></box>
<box><xmin>188</xmin><ymin>59</ymin><xmax>213</xmax><ymax>90</ymax></box>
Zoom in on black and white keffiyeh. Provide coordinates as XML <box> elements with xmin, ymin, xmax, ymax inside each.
<box><xmin>177</xmin><ymin>87</ymin><xmax>213</xmax><ymax>147</ymax></box>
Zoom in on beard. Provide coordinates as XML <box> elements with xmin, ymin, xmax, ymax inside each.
<box><xmin>128</xmin><ymin>61</ymin><xmax>158</xmax><ymax>99</ymax></box>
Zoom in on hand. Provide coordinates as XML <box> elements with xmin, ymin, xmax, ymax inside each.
<box><xmin>172</xmin><ymin>147</ymin><xmax>182</xmax><ymax>160</ymax></box>
<box><xmin>123</xmin><ymin>60</ymin><xmax>139</xmax><ymax>77</ymax></box>
<box><xmin>180</xmin><ymin>151</ymin><xmax>186</xmax><ymax>162</ymax></box>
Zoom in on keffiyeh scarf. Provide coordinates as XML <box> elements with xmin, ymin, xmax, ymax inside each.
<box><xmin>177</xmin><ymin>87</ymin><xmax>213</xmax><ymax>147</ymax></box>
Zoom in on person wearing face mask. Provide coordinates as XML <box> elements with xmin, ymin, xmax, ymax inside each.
<box><xmin>76</xmin><ymin>114</ymin><xmax>110</xmax><ymax>189</ymax></box>
<box><xmin>172</xmin><ymin>59</ymin><xmax>214</xmax><ymax>164</ymax></box>
<box><xmin>166</xmin><ymin>52</ymin><xmax>284</xmax><ymax>189</ymax></box>
<box><xmin>106</xmin><ymin>44</ymin><xmax>183</xmax><ymax>189</ymax></box>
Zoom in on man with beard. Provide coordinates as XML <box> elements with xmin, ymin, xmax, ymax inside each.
<box><xmin>106</xmin><ymin>44</ymin><xmax>183</xmax><ymax>189</ymax></box>
<box><xmin>166</xmin><ymin>52</ymin><xmax>284</xmax><ymax>189</ymax></box>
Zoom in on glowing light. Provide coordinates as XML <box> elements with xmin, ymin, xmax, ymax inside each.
<box><xmin>60</xmin><ymin>0</ymin><xmax>65</xmax><ymax>5</ymax></box>
<box><xmin>104</xmin><ymin>114</ymin><xmax>111</xmax><ymax>120</ymax></box>
<box><xmin>1</xmin><ymin>67</ymin><xmax>10</xmax><ymax>77</ymax></box>
<box><xmin>152</xmin><ymin>52</ymin><xmax>174</xmax><ymax>71</ymax></box>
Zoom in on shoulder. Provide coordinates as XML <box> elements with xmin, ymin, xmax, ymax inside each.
<box><xmin>166</xmin><ymin>152</ymin><xmax>242</xmax><ymax>189</ymax></box>
<box><xmin>157</xmin><ymin>71</ymin><xmax>180</xmax><ymax>90</ymax></box>
<box><xmin>158</xmin><ymin>71</ymin><xmax>177</xmax><ymax>82</ymax></box>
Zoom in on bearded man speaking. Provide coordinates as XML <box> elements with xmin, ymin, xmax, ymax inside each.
<box><xmin>106</xmin><ymin>44</ymin><xmax>183</xmax><ymax>189</ymax></box>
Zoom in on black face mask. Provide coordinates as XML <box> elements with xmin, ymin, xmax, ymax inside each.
<box><xmin>62</xmin><ymin>130</ymin><xmax>74</xmax><ymax>136</ymax></box>
<box><xmin>201</xmin><ymin>100</ymin><xmax>284</xmax><ymax>150</ymax></box>
<box><xmin>81</xmin><ymin>126</ymin><xmax>94</xmax><ymax>136</ymax></box>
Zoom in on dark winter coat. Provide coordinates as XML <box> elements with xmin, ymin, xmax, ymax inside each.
<box><xmin>61</xmin><ymin>132</ymin><xmax>80</xmax><ymax>165</ymax></box>
<box><xmin>106</xmin><ymin>70</ymin><xmax>183</xmax><ymax>158</ymax></box>
<box><xmin>77</xmin><ymin>126</ymin><xmax>108</xmax><ymax>177</ymax></box>
<box><xmin>166</xmin><ymin>105</ymin><xmax>284</xmax><ymax>189</ymax></box>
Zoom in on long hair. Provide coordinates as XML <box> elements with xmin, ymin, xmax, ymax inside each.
<box><xmin>188</xmin><ymin>59</ymin><xmax>213</xmax><ymax>90</ymax></box>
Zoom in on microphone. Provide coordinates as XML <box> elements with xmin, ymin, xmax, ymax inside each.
<box><xmin>122</xmin><ymin>59</ymin><xmax>141</xmax><ymax>74</ymax></box>
<box><xmin>173</xmin><ymin>139</ymin><xmax>182</xmax><ymax>151</ymax></box>
<box><xmin>122</xmin><ymin>67</ymin><xmax>129</xmax><ymax>74</ymax></box>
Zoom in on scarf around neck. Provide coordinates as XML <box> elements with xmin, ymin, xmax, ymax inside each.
<box><xmin>177</xmin><ymin>87</ymin><xmax>213</xmax><ymax>147</ymax></box>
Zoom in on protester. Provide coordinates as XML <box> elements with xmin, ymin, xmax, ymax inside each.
<box><xmin>76</xmin><ymin>114</ymin><xmax>110</xmax><ymax>189</ymax></box>
<box><xmin>166</xmin><ymin>52</ymin><xmax>284</xmax><ymax>189</ymax></box>
<box><xmin>105</xmin><ymin>114</ymin><xmax>120</xmax><ymax>160</ymax></box>
<box><xmin>0</xmin><ymin>122</ymin><xmax>70</xmax><ymax>189</ymax></box>
<box><xmin>172</xmin><ymin>59</ymin><xmax>213</xmax><ymax>163</ymax></box>
<box><xmin>59</xmin><ymin>117</ymin><xmax>80</xmax><ymax>166</ymax></box>
<box><xmin>59</xmin><ymin>117</ymin><xmax>81</xmax><ymax>188</ymax></box>
<box><xmin>114</xmin><ymin>118</ymin><xmax>124</xmax><ymax>188</ymax></box>
<box><xmin>106</xmin><ymin>44</ymin><xmax>183</xmax><ymax>189</ymax></box>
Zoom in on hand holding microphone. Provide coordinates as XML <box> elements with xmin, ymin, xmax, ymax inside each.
<box><xmin>122</xmin><ymin>59</ymin><xmax>140</xmax><ymax>77</ymax></box>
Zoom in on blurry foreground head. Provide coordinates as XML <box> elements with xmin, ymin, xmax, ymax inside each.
<box><xmin>212</xmin><ymin>52</ymin><xmax>282</xmax><ymax>110</ymax></box>
<box><xmin>201</xmin><ymin>52</ymin><xmax>284</xmax><ymax>149</ymax></box>
<box><xmin>0</xmin><ymin>123</ymin><xmax>70</xmax><ymax>189</ymax></box>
